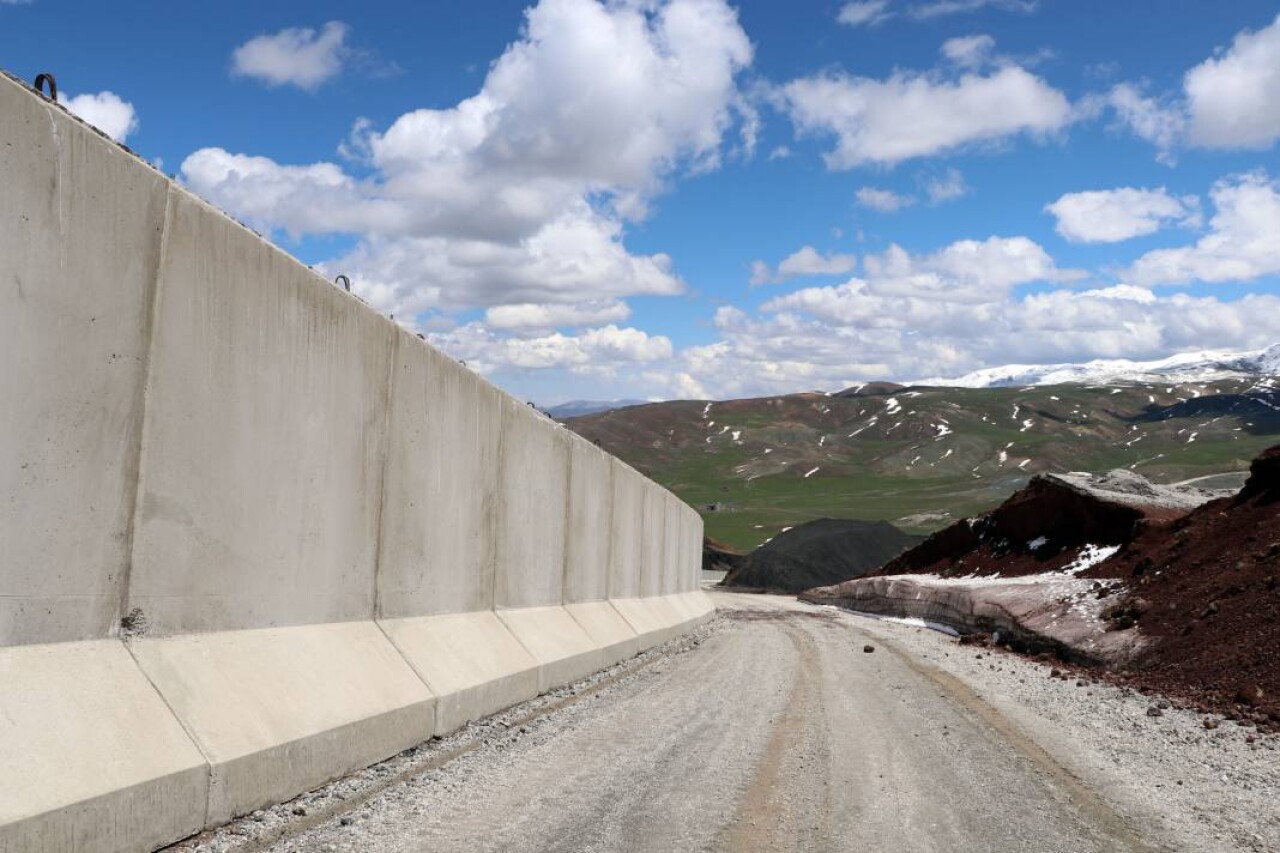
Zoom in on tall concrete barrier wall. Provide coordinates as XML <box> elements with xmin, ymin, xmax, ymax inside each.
<box><xmin>0</xmin><ymin>71</ymin><xmax>710</xmax><ymax>853</ymax></box>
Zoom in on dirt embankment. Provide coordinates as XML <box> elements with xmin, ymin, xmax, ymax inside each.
<box><xmin>1088</xmin><ymin>446</ymin><xmax>1280</xmax><ymax>723</ymax></box>
<box><xmin>722</xmin><ymin>518</ymin><xmax>920</xmax><ymax>594</ymax></box>
<box><xmin>804</xmin><ymin>448</ymin><xmax>1280</xmax><ymax>726</ymax></box>
<box><xmin>877</xmin><ymin>470</ymin><xmax>1220</xmax><ymax>579</ymax></box>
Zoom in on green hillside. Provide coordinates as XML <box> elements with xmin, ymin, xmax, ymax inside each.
<box><xmin>564</xmin><ymin>380</ymin><xmax>1280</xmax><ymax>552</ymax></box>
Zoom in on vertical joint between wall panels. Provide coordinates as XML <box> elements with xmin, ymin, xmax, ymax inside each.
<box><xmin>117</xmin><ymin>185</ymin><xmax>173</xmax><ymax>634</ymax></box>
<box><xmin>371</xmin><ymin>328</ymin><xmax>399</xmax><ymax>621</ymax></box>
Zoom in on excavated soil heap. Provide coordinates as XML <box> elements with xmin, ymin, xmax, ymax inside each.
<box><xmin>1086</xmin><ymin>445</ymin><xmax>1280</xmax><ymax>723</ymax></box>
<box><xmin>722</xmin><ymin>518</ymin><xmax>920</xmax><ymax>594</ymax></box>
<box><xmin>877</xmin><ymin>471</ymin><xmax>1207</xmax><ymax>579</ymax></box>
<box><xmin>703</xmin><ymin>536</ymin><xmax>746</xmax><ymax>573</ymax></box>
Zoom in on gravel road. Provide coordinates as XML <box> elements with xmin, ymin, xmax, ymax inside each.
<box><xmin>175</xmin><ymin>590</ymin><xmax>1279</xmax><ymax>853</ymax></box>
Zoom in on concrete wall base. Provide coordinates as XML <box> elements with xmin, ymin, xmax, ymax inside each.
<box><xmin>565</xmin><ymin>601</ymin><xmax>641</xmax><ymax>664</ymax></box>
<box><xmin>498</xmin><ymin>606</ymin><xmax>610</xmax><ymax>694</ymax></box>
<box><xmin>0</xmin><ymin>641</ymin><xmax>209</xmax><ymax>853</ymax></box>
<box><xmin>128</xmin><ymin>622</ymin><xmax>435</xmax><ymax>825</ymax></box>
<box><xmin>378</xmin><ymin>611</ymin><xmax>541</xmax><ymax>735</ymax></box>
<box><xmin>671</xmin><ymin>591</ymin><xmax>717</xmax><ymax>628</ymax></box>
<box><xmin>610</xmin><ymin>596</ymin><xmax>690</xmax><ymax>650</ymax></box>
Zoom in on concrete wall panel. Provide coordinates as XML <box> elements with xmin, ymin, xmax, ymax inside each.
<box><xmin>379</xmin><ymin>612</ymin><xmax>539</xmax><ymax>735</ymax></box>
<box><xmin>677</xmin><ymin>506</ymin><xmax>693</xmax><ymax>592</ymax></box>
<box><xmin>128</xmin><ymin>191</ymin><xmax>393</xmax><ymax>635</ymax></box>
<box><xmin>683</xmin><ymin>506</ymin><xmax>704</xmax><ymax>592</ymax></box>
<box><xmin>0</xmin><ymin>74</ymin><xmax>168</xmax><ymax>645</ymax></box>
<box><xmin>564</xmin><ymin>436</ymin><xmax>613</xmax><ymax>603</ymax></box>
<box><xmin>378</xmin><ymin>328</ymin><xmax>501</xmax><ymax>617</ymax></box>
<box><xmin>495</xmin><ymin>400</ymin><xmax>568</xmax><ymax>609</ymax></box>
<box><xmin>692</xmin><ymin>509</ymin><xmax>707</xmax><ymax>591</ymax></box>
<box><xmin>130</xmin><ymin>621</ymin><xmax>433</xmax><ymax>825</ymax></box>
<box><xmin>608</xmin><ymin>462</ymin><xmax>644</xmax><ymax>598</ymax></box>
<box><xmin>639</xmin><ymin>483</ymin><xmax>666</xmax><ymax>598</ymax></box>
<box><xmin>662</xmin><ymin>492</ymin><xmax>682</xmax><ymax>595</ymax></box>
<box><xmin>0</xmin><ymin>640</ymin><xmax>209</xmax><ymax>852</ymax></box>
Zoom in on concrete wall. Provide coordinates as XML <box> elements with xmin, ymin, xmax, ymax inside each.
<box><xmin>0</xmin><ymin>70</ymin><xmax>711</xmax><ymax>852</ymax></box>
<box><xmin>377</xmin><ymin>328</ymin><xmax>502</xmax><ymax>618</ymax></box>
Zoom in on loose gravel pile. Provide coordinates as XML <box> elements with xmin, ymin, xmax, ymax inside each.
<box><xmin>722</xmin><ymin>518</ymin><xmax>920</xmax><ymax>593</ymax></box>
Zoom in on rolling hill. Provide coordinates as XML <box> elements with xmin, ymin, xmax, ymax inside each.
<box><xmin>563</xmin><ymin>371</ymin><xmax>1280</xmax><ymax>552</ymax></box>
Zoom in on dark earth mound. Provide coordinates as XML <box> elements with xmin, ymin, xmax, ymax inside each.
<box><xmin>702</xmin><ymin>536</ymin><xmax>746</xmax><ymax>573</ymax></box>
<box><xmin>1087</xmin><ymin>444</ymin><xmax>1280</xmax><ymax>725</ymax></box>
<box><xmin>722</xmin><ymin>518</ymin><xmax>920</xmax><ymax>594</ymax></box>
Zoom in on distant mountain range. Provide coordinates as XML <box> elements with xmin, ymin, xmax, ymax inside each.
<box><xmin>911</xmin><ymin>344</ymin><xmax>1280</xmax><ymax>389</ymax></box>
<box><xmin>544</xmin><ymin>399</ymin><xmax>648</xmax><ymax>419</ymax></box>
<box><xmin>563</xmin><ymin>371</ymin><xmax>1280</xmax><ymax>552</ymax></box>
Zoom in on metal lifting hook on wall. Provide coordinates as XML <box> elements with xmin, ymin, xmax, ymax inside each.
<box><xmin>334</xmin><ymin>274</ymin><xmax>351</xmax><ymax>292</ymax></box>
<box><xmin>34</xmin><ymin>73</ymin><xmax>57</xmax><ymax>101</ymax></box>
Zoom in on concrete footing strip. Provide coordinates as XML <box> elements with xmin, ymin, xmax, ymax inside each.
<box><xmin>0</xmin><ymin>608</ymin><xmax>713</xmax><ymax>852</ymax></box>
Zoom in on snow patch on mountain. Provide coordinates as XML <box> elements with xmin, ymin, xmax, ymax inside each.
<box><xmin>912</xmin><ymin>344</ymin><xmax>1280</xmax><ymax>389</ymax></box>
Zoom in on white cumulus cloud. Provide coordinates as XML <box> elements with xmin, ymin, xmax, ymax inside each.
<box><xmin>922</xmin><ymin>167</ymin><xmax>968</xmax><ymax>203</ymax></box>
<box><xmin>59</xmin><ymin>91</ymin><xmax>138</xmax><ymax>143</ymax></box>
<box><xmin>231</xmin><ymin>21</ymin><xmax>349</xmax><ymax>90</ymax></box>
<box><xmin>1127</xmin><ymin>171</ymin><xmax>1280</xmax><ymax>286</ymax></box>
<box><xmin>860</xmin><ymin>235</ymin><xmax>1075</xmax><ymax>302</ymax></box>
<box><xmin>837</xmin><ymin>1</ymin><xmax>891</xmax><ymax>26</ymax></box>
<box><xmin>667</xmin><ymin>241</ymin><xmax>1280</xmax><ymax>400</ymax></box>
<box><xmin>941</xmin><ymin>34</ymin><xmax>996</xmax><ymax>68</ymax></box>
<box><xmin>185</xmin><ymin>0</ymin><xmax>753</xmax><ymax>326</ymax></box>
<box><xmin>750</xmin><ymin>246</ymin><xmax>857</xmax><ymax>286</ymax></box>
<box><xmin>1045</xmin><ymin>187</ymin><xmax>1200</xmax><ymax>243</ymax></box>
<box><xmin>1185</xmin><ymin>14</ymin><xmax>1280</xmax><ymax>149</ymax></box>
<box><xmin>431</xmin><ymin>323</ymin><xmax>672</xmax><ymax>374</ymax></box>
<box><xmin>856</xmin><ymin>187</ymin><xmax>915</xmax><ymax>212</ymax></box>
<box><xmin>1105</xmin><ymin>83</ymin><xmax>1185</xmax><ymax>165</ymax></box>
<box><xmin>1107</xmin><ymin>15</ymin><xmax>1280</xmax><ymax>161</ymax></box>
<box><xmin>777</xmin><ymin>38</ymin><xmax>1071</xmax><ymax>168</ymax></box>
<box><xmin>909</xmin><ymin>0</ymin><xmax>1036</xmax><ymax>20</ymax></box>
<box><xmin>484</xmin><ymin>299</ymin><xmax>631</xmax><ymax>332</ymax></box>
<box><xmin>836</xmin><ymin>0</ymin><xmax>1035</xmax><ymax>27</ymax></box>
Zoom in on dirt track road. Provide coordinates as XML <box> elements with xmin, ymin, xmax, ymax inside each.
<box><xmin>260</xmin><ymin>590</ymin><xmax>1165</xmax><ymax>853</ymax></box>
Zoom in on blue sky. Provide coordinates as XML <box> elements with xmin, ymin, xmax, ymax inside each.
<box><xmin>4</xmin><ymin>0</ymin><xmax>1280</xmax><ymax>404</ymax></box>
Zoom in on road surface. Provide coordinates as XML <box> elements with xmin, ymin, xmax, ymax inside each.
<box><xmin>262</xmin><ymin>590</ymin><xmax>1156</xmax><ymax>852</ymax></box>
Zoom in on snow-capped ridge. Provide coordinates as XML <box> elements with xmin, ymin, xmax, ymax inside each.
<box><xmin>912</xmin><ymin>344</ymin><xmax>1280</xmax><ymax>389</ymax></box>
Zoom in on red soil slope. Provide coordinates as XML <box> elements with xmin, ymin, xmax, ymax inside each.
<box><xmin>876</xmin><ymin>473</ymin><xmax>1171</xmax><ymax>579</ymax></box>
<box><xmin>1089</xmin><ymin>446</ymin><xmax>1280</xmax><ymax>723</ymax></box>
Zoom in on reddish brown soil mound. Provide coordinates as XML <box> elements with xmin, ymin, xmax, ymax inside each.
<box><xmin>878</xmin><ymin>474</ymin><xmax>1171</xmax><ymax>579</ymax></box>
<box><xmin>1088</xmin><ymin>445</ymin><xmax>1280</xmax><ymax>724</ymax></box>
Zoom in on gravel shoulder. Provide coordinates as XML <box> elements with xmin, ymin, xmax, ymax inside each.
<box><xmin>168</xmin><ymin>590</ymin><xmax>1279</xmax><ymax>853</ymax></box>
<box><xmin>841</xmin><ymin>605</ymin><xmax>1280</xmax><ymax>852</ymax></box>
